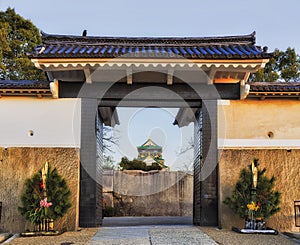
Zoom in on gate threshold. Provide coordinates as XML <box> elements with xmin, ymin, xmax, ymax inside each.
<box><xmin>102</xmin><ymin>216</ymin><xmax>192</xmax><ymax>227</ymax></box>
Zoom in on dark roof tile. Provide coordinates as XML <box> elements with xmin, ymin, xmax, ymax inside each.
<box><xmin>28</xmin><ymin>31</ymin><xmax>272</xmax><ymax>60</ymax></box>
<box><xmin>249</xmin><ymin>82</ymin><xmax>300</xmax><ymax>92</ymax></box>
<box><xmin>0</xmin><ymin>80</ymin><xmax>50</xmax><ymax>89</ymax></box>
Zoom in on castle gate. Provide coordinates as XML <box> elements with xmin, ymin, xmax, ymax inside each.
<box><xmin>30</xmin><ymin>31</ymin><xmax>270</xmax><ymax>227</ymax></box>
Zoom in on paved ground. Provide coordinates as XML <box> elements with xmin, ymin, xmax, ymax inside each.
<box><xmin>94</xmin><ymin>216</ymin><xmax>216</xmax><ymax>244</ymax></box>
<box><xmin>90</xmin><ymin>225</ymin><xmax>217</xmax><ymax>245</ymax></box>
<box><xmin>2</xmin><ymin>216</ymin><xmax>299</xmax><ymax>244</ymax></box>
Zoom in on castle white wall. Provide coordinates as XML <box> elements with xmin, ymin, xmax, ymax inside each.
<box><xmin>218</xmin><ymin>100</ymin><xmax>300</xmax><ymax>149</ymax></box>
<box><xmin>0</xmin><ymin>98</ymin><xmax>81</xmax><ymax>147</ymax></box>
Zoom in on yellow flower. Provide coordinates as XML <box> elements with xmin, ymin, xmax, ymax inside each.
<box><xmin>247</xmin><ymin>201</ymin><xmax>260</xmax><ymax>211</ymax></box>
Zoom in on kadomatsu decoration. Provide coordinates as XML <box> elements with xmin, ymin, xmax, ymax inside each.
<box><xmin>224</xmin><ymin>159</ymin><xmax>280</xmax><ymax>230</ymax></box>
<box><xmin>19</xmin><ymin>162</ymin><xmax>71</xmax><ymax>231</ymax></box>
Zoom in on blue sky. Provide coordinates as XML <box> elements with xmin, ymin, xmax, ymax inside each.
<box><xmin>112</xmin><ymin>108</ymin><xmax>193</xmax><ymax>170</ymax></box>
<box><xmin>1</xmin><ymin>0</ymin><xmax>299</xmax><ymax>169</ymax></box>
<box><xmin>1</xmin><ymin>0</ymin><xmax>299</xmax><ymax>52</ymax></box>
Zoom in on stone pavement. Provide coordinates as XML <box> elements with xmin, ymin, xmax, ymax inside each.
<box><xmin>89</xmin><ymin>225</ymin><xmax>217</xmax><ymax>245</ymax></box>
<box><xmin>92</xmin><ymin>217</ymin><xmax>217</xmax><ymax>244</ymax></box>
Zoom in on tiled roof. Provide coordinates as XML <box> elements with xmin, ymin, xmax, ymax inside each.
<box><xmin>29</xmin><ymin>31</ymin><xmax>271</xmax><ymax>60</ymax></box>
<box><xmin>0</xmin><ymin>80</ymin><xmax>50</xmax><ymax>89</ymax></box>
<box><xmin>248</xmin><ymin>82</ymin><xmax>300</xmax><ymax>99</ymax></box>
<box><xmin>249</xmin><ymin>82</ymin><xmax>300</xmax><ymax>92</ymax></box>
<box><xmin>0</xmin><ymin>80</ymin><xmax>52</xmax><ymax>97</ymax></box>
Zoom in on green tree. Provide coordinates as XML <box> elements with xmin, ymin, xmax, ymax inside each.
<box><xmin>0</xmin><ymin>8</ymin><xmax>46</xmax><ymax>80</ymax></box>
<box><xmin>224</xmin><ymin>159</ymin><xmax>280</xmax><ymax>220</ymax></box>
<box><xmin>249</xmin><ymin>48</ymin><xmax>300</xmax><ymax>82</ymax></box>
<box><xmin>103</xmin><ymin>156</ymin><xmax>117</xmax><ymax>170</ymax></box>
<box><xmin>118</xmin><ymin>157</ymin><xmax>162</xmax><ymax>171</ymax></box>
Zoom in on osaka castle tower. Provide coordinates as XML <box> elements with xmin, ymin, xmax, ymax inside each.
<box><xmin>137</xmin><ymin>139</ymin><xmax>168</xmax><ymax>169</ymax></box>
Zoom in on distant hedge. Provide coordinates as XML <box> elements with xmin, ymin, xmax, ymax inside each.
<box><xmin>118</xmin><ymin>157</ymin><xmax>162</xmax><ymax>171</ymax></box>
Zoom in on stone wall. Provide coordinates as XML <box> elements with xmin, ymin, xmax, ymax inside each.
<box><xmin>0</xmin><ymin>147</ymin><xmax>80</xmax><ymax>233</ymax></box>
<box><xmin>219</xmin><ymin>149</ymin><xmax>300</xmax><ymax>232</ymax></box>
<box><xmin>103</xmin><ymin>170</ymin><xmax>193</xmax><ymax>216</ymax></box>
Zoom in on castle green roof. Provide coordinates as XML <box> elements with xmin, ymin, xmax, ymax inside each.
<box><xmin>137</xmin><ymin>138</ymin><xmax>162</xmax><ymax>150</ymax></box>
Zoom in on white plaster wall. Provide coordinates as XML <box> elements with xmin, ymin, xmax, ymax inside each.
<box><xmin>218</xmin><ymin>99</ymin><xmax>300</xmax><ymax>149</ymax></box>
<box><xmin>0</xmin><ymin>98</ymin><xmax>81</xmax><ymax>147</ymax></box>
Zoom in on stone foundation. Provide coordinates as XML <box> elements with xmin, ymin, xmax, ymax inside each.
<box><xmin>0</xmin><ymin>147</ymin><xmax>80</xmax><ymax>233</ymax></box>
<box><xmin>2</xmin><ymin>147</ymin><xmax>299</xmax><ymax>232</ymax></box>
<box><xmin>219</xmin><ymin>149</ymin><xmax>300</xmax><ymax>232</ymax></box>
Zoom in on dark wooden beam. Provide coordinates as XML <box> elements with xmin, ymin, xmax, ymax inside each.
<box><xmin>59</xmin><ymin>81</ymin><xmax>240</xmax><ymax>101</ymax></box>
<box><xmin>98</xmin><ymin>99</ymin><xmax>202</xmax><ymax>108</ymax></box>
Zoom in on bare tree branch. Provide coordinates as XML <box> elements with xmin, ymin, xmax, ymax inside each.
<box><xmin>103</xmin><ymin>126</ymin><xmax>120</xmax><ymax>154</ymax></box>
<box><xmin>177</xmin><ymin>137</ymin><xmax>194</xmax><ymax>156</ymax></box>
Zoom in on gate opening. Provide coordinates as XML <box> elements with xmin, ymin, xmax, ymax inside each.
<box><xmin>101</xmin><ymin>107</ymin><xmax>194</xmax><ymax>226</ymax></box>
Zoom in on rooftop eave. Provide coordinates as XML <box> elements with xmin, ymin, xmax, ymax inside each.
<box><xmin>137</xmin><ymin>146</ymin><xmax>162</xmax><ymax>149</ymax></box>
<box><xmin>0</xmin><ymin>88</ymin><xmax>52</xmax><ymax>98</ymax></box>
<box><xmin>98</xmin><ymin>106</ymin><xmax>120</xmax><ymax>127</ymax></box>
<box><xmin>247</xmin><ymin>91</ymin><xmax>300</xmax><ymax>100</ymax></box>
<box><xmin>31</xmin><ymin>58</ymin><xmax>270</xmax><ymax>71</ymax></box>
<box><xmin>244</xmin><ymin>82</ymin><xmax>300</xmax><ymax>100</ymax></box>
<box><xmin>0</xmin><ymin>80</ymin><xmax>58</xmax><ymax>99</ymax></box>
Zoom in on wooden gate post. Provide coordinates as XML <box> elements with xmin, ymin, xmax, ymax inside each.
<box><xmin>193</xmin><ymin>100</ymin><xmax>218</xmax><ymax>226</ymax></box>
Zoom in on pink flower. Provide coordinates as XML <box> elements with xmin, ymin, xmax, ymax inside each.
<box><xmin>40</xmin><ymin>198</ymin><xmax>53</xmax><ymax>208</ymax></box>
<box><xmin>46</xmin><ymin>202</ymin><xmax>52</xmax><ymax>208</ymax></box>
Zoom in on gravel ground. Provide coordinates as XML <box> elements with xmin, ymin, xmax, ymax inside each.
<box><xmin>5</xmin><ymin>226</ymin><xmax>299</xmax><ymax>245</ymax></box>
<box><xmin>6</xmin><ymin>228</ymin><xmax>98</xmax><ymax>245</ymax></box>
<box><xmin>200</xmin><ymin>227</ymin><xmax>298</xmax><ymax>245</ymax></box>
